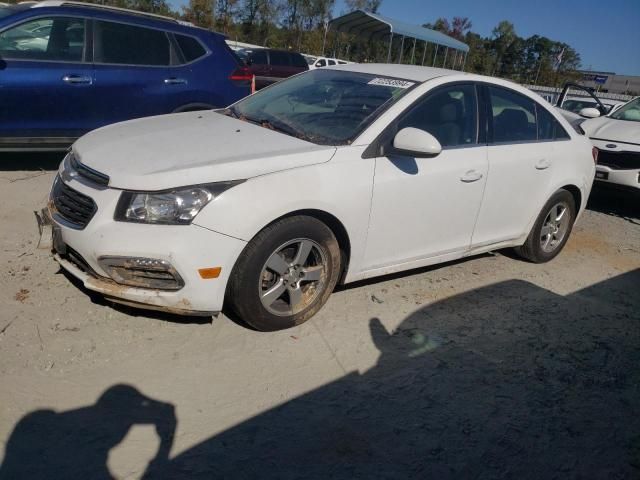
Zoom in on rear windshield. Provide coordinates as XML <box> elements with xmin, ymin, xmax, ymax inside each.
<box><xmin>0</xmin><ymin>5</ymin><xmax>27</xmax><ymax>19</ymax></box>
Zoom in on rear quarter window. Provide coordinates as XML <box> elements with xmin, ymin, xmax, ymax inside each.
<box><xmin>175</xmin><ymin>34</ymin><xmax>206</xmax><ymax>63</ymax></box>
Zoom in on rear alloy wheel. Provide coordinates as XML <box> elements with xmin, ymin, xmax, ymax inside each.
<box><xmin>516</xmin><ymin>189</ymin><xmax>576</xmax><ymax>263</ymax></box>
<box><xmin>227</xmin><ymin>216</ymin><xmax>341</xmax><ymax>331</ymax></box>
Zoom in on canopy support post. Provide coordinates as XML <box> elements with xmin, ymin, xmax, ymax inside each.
<box><xmin>398</xmin><ymin>35</ymin><xmax>405</xmax><ymax>63</ymax></box>
<box><xmin>386</xmin><ymin>32</ymin><xmax>393</xmax><ymax>63</ymax></box>
<box><xmin>443</xmin><ymin>47</ymin><xmax>448</xmax><ymax>68</ymax></box>
<box><xmin>462</xmin><ymin>51</ymin><xmax>467</xmax><ymax>71</ymax></box>
<box><xmin>410</xmin><ymin>38</ymin><xmax>417</xmax><ymax>64</ymax></box>
<box><xmin>421</xmin><ymin>41</ymin><xmax>427</xmax><ymax>65</ymax></box>
<box><xmin>432</xmin><ymin>45</ymin><xmax>438</xmax><ymax>66</ymax></box>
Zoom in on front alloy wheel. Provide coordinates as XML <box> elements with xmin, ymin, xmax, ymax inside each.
<box><xmin>227</xmin><ymin>216</ymin><xmax>341</xmax><ymax>331</ymax></box>
<box><xmin>260</xmin><ymin>239</ymin><xmax>327</xmax><ymax>316</ymax></box>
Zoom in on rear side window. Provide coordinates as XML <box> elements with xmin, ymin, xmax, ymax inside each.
<box><xmin>0</xmin><ymin>17</ymin><xmax>85</xmax><ymax>62</ymax></box>
<box><xmin>328</xmin><ymin>59</ymin><xmax>336</xmax><ymax>66</ymax></box>
<box><xmin>269</xmin><ymin>51</ymin><xmax>290</xmax><ymax>66</ymax></box>
<box><xmin>250</xmin><ymin>50</ymin><xmax>267</xmax><ymax>65</ymax></box>
<box><xmin>94</xmin><ymin>21</ymin><xmax>169</xmax><ymax>66</ymax></box>
<box><xmin>489</xmin><ymin>86</ymin><xmax>537</xmax><ymax>143</ymax></box>
<box><xmin>174</xmin><ymin>34</ymin><xmax>206</xmax><ymax>63</ymax></box>
<box><xmin>537</xmin><ymin>104</ymin><xmax>570</xmax><ymax>140</ymax></box>
<box><xmin>291</xmin><ymin>53</ymin><xmax>307</xmax><ymax>68</ymax></box>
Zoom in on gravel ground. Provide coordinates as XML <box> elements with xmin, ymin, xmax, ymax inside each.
<box><xmin>0</xmin><ymin>153</ymin><xmax>639</xmax><ymax>479</ymax></box>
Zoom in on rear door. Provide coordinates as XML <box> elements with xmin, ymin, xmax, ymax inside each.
<box><xmin>0</xmin><ymin>15</ymin><xmax>94</xmax><ymax>142</ymax></box>
<box><xmin>91</xmin><ymin>19</ymin><xmax>172</xmax><ymax>126</ymax></box>
<box><xmin>471</xmin><ymin>85</ymin><xmax>560</xmax><ymax>247</ymax></box>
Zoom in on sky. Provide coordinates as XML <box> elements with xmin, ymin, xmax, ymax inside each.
<box><xmin>170</xmin><ymin>0</ymin><xmax>640</xmax><ymax>76</ymax></box>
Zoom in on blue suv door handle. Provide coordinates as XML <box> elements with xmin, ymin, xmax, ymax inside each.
<box><xmin>164</xmin><ymin>77</ymin><xmax>187</xmax><ymax>85</ymax></box>
<box><xmin>62</xmin><ymin>75</ymin><xmax>92</xmax><ymax>85</ymax></box>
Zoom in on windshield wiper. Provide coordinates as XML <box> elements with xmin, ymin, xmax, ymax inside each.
<box><xmin>241</xmin><ymin>115</ymin><xmax>313</xmax><ymax>142</ymax></box>
<box><xmin>221</xmin><ymin>106</ymin><xmax>240</xmax><ymax>119</ymax></box>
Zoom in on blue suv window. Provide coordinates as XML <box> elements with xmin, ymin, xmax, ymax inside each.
<box><xmin>94</xmin><ymin>20</ymin><xmax>170</xmax><ymax>66</ymax></box>
<box><xmin>0</xmin><ymin>17</ymin><xmax>85</xmax><ymax>62</ymax></box>
<box><xmin>174</xmin><ymin>33</ymin><xmax>206</xmax><ymax>63</ymax></box>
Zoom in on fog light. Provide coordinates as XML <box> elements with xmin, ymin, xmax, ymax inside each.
<box><xmin>98</xmin><ymin>256</ymin><xmax>184</xmax><ymax>291</ymax></box>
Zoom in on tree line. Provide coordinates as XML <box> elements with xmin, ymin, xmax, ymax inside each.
<box><xmin>16</xmin><ymin>0</ymin><xmax>583</xmax><ymax>87</ymax></box>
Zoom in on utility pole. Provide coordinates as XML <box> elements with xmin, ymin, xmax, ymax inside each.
<box><xmin>211</xmin><ymin>0</ymin><xmax>216</xmax><ymax>30</ymax></box>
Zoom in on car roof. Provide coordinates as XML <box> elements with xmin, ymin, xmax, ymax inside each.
<box><xmin>8</xmin><ymin>0</ymin><xmax>214</xmax><ymax>34</ymax></box>
<box><xmin>326</xmin><ymin>63</ymin><xmax>461</xmax><ymax>82</ymax></box>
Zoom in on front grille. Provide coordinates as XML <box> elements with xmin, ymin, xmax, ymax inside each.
<box><xmin>597</xmin><ymin>150</ymin><xmax>640</xmax><ymax>170</ymax></box>
<box><xmin>70</xmin><ymin>153</ymin><xmax>110</xmax><ymax>186</ymax></box>
<box><xmin>52</xmin><ymin>176</ymin><xmax>97</xmax><ymax>229</ymax></box>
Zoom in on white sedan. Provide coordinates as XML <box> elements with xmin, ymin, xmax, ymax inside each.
<box><xmin>42</xmin><ymin>64</ymin><xmax>596</xmax><ymax>331</ymax></box>
<box><xmin>581</xmin><ymin>96</ymin><xmax>640</xmax><ymax>190</ymax></box>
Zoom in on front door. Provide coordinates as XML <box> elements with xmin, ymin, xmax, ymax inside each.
<box><xmin>0</xmin><ymin>16</ymin><xmax>94</xmax><ymax>142</ymax></box>
<box><xmin>363</xmin><ymin>83</ymin><xmax>488</xmax><ymax>271</ymax></box>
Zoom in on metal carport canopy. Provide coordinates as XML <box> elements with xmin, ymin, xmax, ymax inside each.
<box><xmin>329</xmin><ymin>10</ymin><xmax>469</xmax><ymax>53</ymax></box>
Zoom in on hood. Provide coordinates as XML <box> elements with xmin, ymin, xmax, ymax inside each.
<box><xmin>582</xmin><ymin>116</ymin><xmax>640</xmax><ymax>146</ymax></box>
<box><xmin>73</xmin><ymin>111</ymin><xmax>336</xmax><ymax>191</ymax></box>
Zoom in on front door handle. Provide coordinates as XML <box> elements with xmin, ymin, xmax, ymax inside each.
<box><xmin>164</xmin><ymin>77</ymin><xmax>187</xmax><ymax>85</ymax></box>
<box><xmin>62</xmin><ymin>75</ymin><xmax>92</xmax><ymax>85</ymax></box>
<box><xmin>535</xmin><ymin>159</ymin><xmax>551</xmax><ymax>170</ymax></box>
<box><xmin>460</xmin><ymin>170</ymin><xmax>484</xmax><ymax>183</ymax></box>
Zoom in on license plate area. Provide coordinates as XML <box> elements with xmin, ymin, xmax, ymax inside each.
<box><xmin>35</xmin><ymin>208</ymin><xmax>66</xmax><ymax>254</ymax></box>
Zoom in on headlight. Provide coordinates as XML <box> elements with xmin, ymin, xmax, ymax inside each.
<box><xmin>114</xmin><ymin>181</ymin><xmax>244</xmax><ymax>225</ymax></box>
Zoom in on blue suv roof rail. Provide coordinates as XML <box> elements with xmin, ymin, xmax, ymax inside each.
<box><xmin>25</xmin><ymin>0</ymin><xmax>195</xmax><ymax>26</ymax></box>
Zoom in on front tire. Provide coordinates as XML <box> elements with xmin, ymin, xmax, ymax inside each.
<box><xmin>226</xmin><ymin>216</ymin><xmax>341</xmax><ymax>331</ymax></box>
<box><xmin>515</xmin><ymin>189</ymin><xmax>576</xmax><ymax>263</ymax></box>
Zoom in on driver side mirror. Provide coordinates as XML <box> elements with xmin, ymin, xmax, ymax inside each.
<box><xmin>579</xmin><ymin>107</ymin><xmax>601</xmax><ymax>119</ymax></box>
<box><xmin>392</xmin><ymin>127</ymin><xmax>442</xmax><ymax>157</ymax></box>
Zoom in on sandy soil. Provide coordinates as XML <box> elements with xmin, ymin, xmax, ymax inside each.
<box><xmin>0</xmin><ymin>154</ymin><xmax>638</xmax><ymax>479</ymax></box>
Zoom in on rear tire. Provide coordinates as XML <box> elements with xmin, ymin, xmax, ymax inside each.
<box><xmin>226</xmin><ymin>216</ymin><xmax>341</xmax><ymax>331</ymax></box>
<box><xmin>515</xmin><ymin>189</ymin><xmax>576</xmax><ymax>263</ymax></box>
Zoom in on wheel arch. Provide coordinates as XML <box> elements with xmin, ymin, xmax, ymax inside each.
<box><xmin>272</xmin><ymin>209</ymin><xmax>352</xmax><ymax>284</ymax></box>
<box><xmin>560</xmin><ymin>184</ymin><xmax>582</xmax><ymax>213</ymax></box>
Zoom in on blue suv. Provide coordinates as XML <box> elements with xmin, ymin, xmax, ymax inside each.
<box><xmin>0</xmin><ymin>1</ymin><xmax>251</xmax><ymax>151</ymax></box>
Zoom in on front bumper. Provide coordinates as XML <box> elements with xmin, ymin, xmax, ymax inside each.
<box><xmin>42</xmin><ymin>176</ymin><xmax>247</xmax><ymax>316</ymax></box>
<box><xmin>594</xmin><ymin>165</ymin><xmax>640</xmax><ymax>190</ymax></box>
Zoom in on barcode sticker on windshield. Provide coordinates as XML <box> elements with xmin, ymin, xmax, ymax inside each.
<box><xmin>368</xmin><ymin>78</ymin><xmax>415</xmax><ymax>89</ymax></box>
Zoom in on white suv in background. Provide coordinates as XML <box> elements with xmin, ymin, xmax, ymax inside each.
<box><xmin>306</xmin><ymin>55</ymin><xmax>351</xmax><ymax>69</ymax></box>
<box><xmin>582</xmin><ymin>96</ymin><xmax>640</xmax><ymax>190</ymax></box>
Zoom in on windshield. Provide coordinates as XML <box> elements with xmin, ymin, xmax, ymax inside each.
<box><xmin>225</xmin><ymin>69</ymin><xmax>416</xmax><ymax>145</ymax></box>
<box><xmin>610</xmin><ymin>97</ymin><xmax>640</xmax><ymax>122</ymax></box>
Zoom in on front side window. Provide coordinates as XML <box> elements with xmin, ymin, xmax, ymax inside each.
<box><xmin>610</xmin><ymin>97</ymin><xmax>640</xmax><ymax>122</ymax></box>
<box><xmin>291</xmin><ymin>53</ymin><xmax>307</xmax><ymax>68</ymax></box>
<box><xmin>398</xmin><ymin>84</ymin><xmax>478</xmax><ymax>147</ymax></box>
<box><xmin>0</xmin><ymin>17</ymin><xmax>85</xmax><ymax>62</ymax></box>
<box><xmin>226</xmin><ymin>69</ymin><xmax>414</xmax><ymax>145</ymax></box>
<box><xmin>316</xmin><ymin>59</ymin><xmax>326</xmax><ymax>67</ymax></box>
<box><xmin>94</xmin><ymin>20</ymin><xmax>169</xmax><ymax>66</ymax></box>
<box><xmin>489</xmin><ymin>86</ymin><xmax>537</xmax><ymax>143</ymax></box>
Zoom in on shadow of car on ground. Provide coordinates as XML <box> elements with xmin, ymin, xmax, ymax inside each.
<box><xmin>1</xmin><ymin>269</ymin><xmax>638</xmax><ymax>479</ymax></box>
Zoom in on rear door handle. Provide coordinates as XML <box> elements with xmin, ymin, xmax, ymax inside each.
<box><xmin>460</xmin><ymin>170</ymin><xmax>483</xmax><ymax>183</ymax></box>
<box><xmin>535</xmin><ymin>159</ymin><xmax>551</xmax><ymax>170</ymax></box>
<box><xmin>62</xmin><ymin>75</ymin><xmax>92</xmax><ymax>85</ymax></box>
<box><xmin>164</xmin><ymin>77</ymin><xmax>187</xmax><ymax>85</ymax></box>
